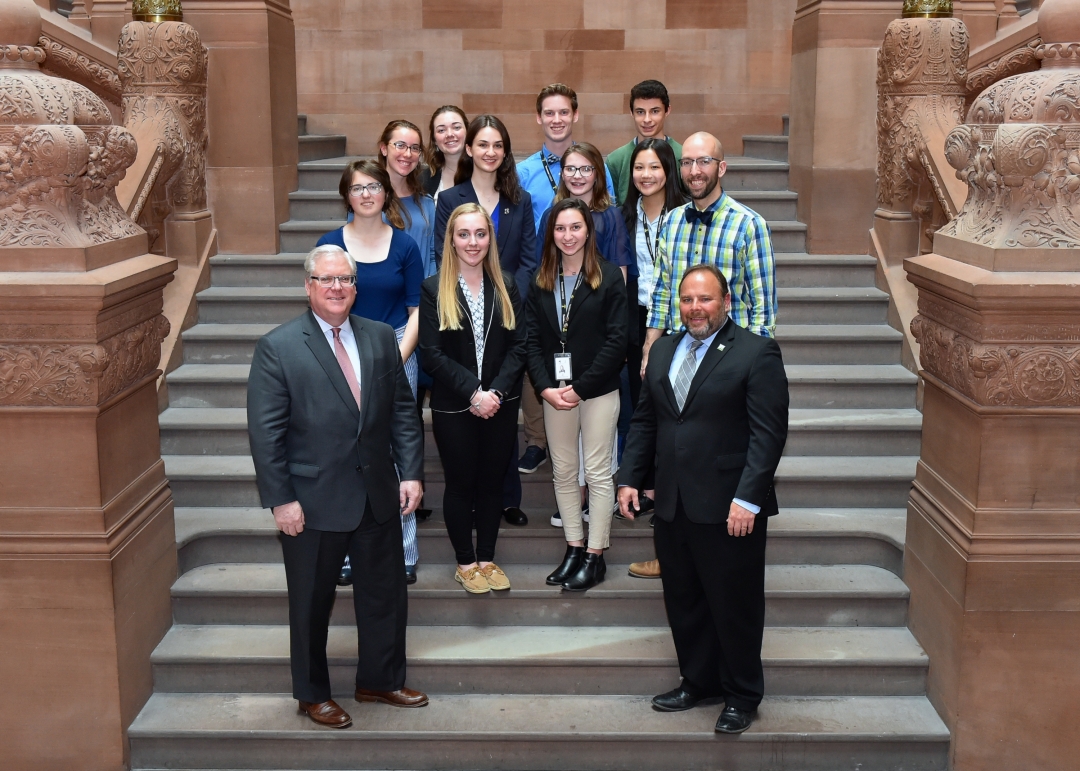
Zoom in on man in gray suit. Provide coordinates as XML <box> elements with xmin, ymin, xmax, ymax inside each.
<box><xmin>247</xmin><ymin>244</ymin><xmax>427</xmax><ymax>729</ymax></box>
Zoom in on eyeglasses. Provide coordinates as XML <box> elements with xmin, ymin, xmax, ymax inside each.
<box><xmin>389</xmin><ymin>141</ymin><xmax>422</xmax><ymax>155</ymax></box>
<box><xmin>680</xmin><ymin>157</ymin><xmax>719</xmax><ymax>170</ymax></box>
<box><xmin>309</xmin><ymin>274</ymin><xmax>357</xmax><ymax>287</ymax></box>
<box><xmin>563</xmin><ymin>165</ymin><xmax>595</xmax><ymax>177</ymax></box>
<box><xmin>348</xmin><ymin>183</ymin><xmax>384</xmax><ymax>196</ymax></box>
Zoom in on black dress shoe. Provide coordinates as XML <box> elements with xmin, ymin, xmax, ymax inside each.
<box><xmin>337</xmin><ymin>563</ymin><xmax>352</xmax><ymax>587</ymax></box>
<box><xmin>546</xmin><ymin>545</ymin><xmax>585</xmax><ymax>585</ymax></box>
<box><xmin>405</xmin><ymin>565</ymin><xmax>417</xmax><ymax>585</ymax></box>
<box><xmin>415</xmin><ymin>508</ymin><xmax>432</xmax><ymax>522</ymax></box>
<box><xmin>503</xmin><ymin>507</ymin><xmax>528</xmax><ymax>526</ymax></box>
<box><xmin>638</xmin><ymin>495</ymin><xmax>655</xmax><ymax>514</ymax></box>
<box><xmin>651</xmin><ymin>686</ymin><xmax>701</xmax><ymax>712</ymax></box>
<box><xmin>562</xmin><ymin>552</ymin><xmax>606</xmax><ymax>592</ymax></box>
<box><xmin>715</xmin><ymin>705</ymin><xmax>754</xmax><ymax>734</ymax></box>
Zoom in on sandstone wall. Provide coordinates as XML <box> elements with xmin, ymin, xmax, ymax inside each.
<box><xmin>293</xmin><ymin>0</ymin><xmax>797</xmax><ymax>156</ymax></box>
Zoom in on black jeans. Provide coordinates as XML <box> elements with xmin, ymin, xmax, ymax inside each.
<box><xmin>432</xmin><ymin>403</ymin><xmax>518</xmax><ymax>565</ymax></box>
<box><xmin>653</xmin><ymin>495</ymin><xmax>768</xmax><ymax>711</ymax></box>
<box><xmin>626</xmin><ymin>303</ymin><xmax>655</xmax><ymax>489</ymax></box>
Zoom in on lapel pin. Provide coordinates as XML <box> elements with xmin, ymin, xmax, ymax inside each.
<box><xmin>718</xmin><ymin>344</ymin><xmax>726</xmax><ymax>351</ymax></box>
<box><xmin>503</xmin><ymin>207</ymin><xmax>509</xmax><ymax>215</ymax></box>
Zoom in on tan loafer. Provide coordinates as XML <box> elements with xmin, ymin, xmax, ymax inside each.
<box><xmin>455</xmin><ymin>565</ymin><xmax>490</xmax><ymax>594</ymax></box>
<box><xmin>355</xmin><ymin>686</ymin><xmax>429</xmax><ymax>708</ymax></box>
<box><xmin>479</xmin><ymin>562</ymin><xmax>511</xmax><ymax>590</ymax></box>
<box><xmin>297</xmin><ymin>699</ymin><xmax>352</xmax><ymax>728</ymax></box>
<box><xmin>628</xmin><ymin>558</ymin><xmax>662</xmax><ymax>578</ymax></box>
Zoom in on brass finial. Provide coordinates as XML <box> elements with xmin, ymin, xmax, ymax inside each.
<box><xmin>902</xmin><ymin>0</ymin><xmax>953</xmax><ymax>17</ymax></box>
<box><xmin>131</xmin><ymin>0</ymin><xmax>182</xmax><ymax>22</ymax></box>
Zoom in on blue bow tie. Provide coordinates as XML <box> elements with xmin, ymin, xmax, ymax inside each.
<box><xmin>685</xmin><ymin>207</ymin><xmax>713</xmax><ymax>227</ymax></box>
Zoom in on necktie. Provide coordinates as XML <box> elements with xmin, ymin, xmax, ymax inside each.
<box><xmin>673</xmin><ymin>339</ymin><xmax>704</xmax><ymax>412</ymax></box>
<box><xmin>685</xmin><ymin>207</ymin><xmax>713</xmax><ymax>227</ymax></box>
<box><xmin>331</xmin><ymin>327</ymin><xmax>362</xmax><ymax>409</ymax></box>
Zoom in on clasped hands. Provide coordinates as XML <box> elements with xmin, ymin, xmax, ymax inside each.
<box><xmin>617</xmin><ymin>487</ymin><xmax>757</xmax><ymax>537</ymax></box>
<box><xmin>541</xmin><ymin>385</ymin><xmax>581</xmax><ymax>411</ymax></box>
<box><xmin>272</xmin><ymin>479</ymin><xmax>423</xmax><ymax>536</ymax></box>
<box><xmin>469</xmin><ymin>388</ymin><xmax>501</xmax><ymax>419</ymax></box>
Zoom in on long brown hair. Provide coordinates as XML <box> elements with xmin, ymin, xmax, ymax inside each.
<box><xmin>425</xmin><ymin>105</ymin><xmax>468</xmax><ymax>177</ymax></box>
<box><xmin>437</xmin><ymin>203</ymin><xmax>516</xmax><ymax>331</ymax></box>
<box><xmin>536</xmin><ymin>197</ymin><xmax>602</xmax><ymax>292</ymax></box>
<box><xmin>338</xmin><ymin>159</ymin><xmax>405</xmax><ymax>230</ymax></box>
<box><xmin>377</xmin><ymin>120</ymin><xmax>425</xmax><ymax>203</ymax></box>
<box><xmin>454</xmin><ymin>114</ymin><xmax>523</xmax><ymax>205</ymax></box>
<box><xmin>554</xmin><ymin>142</ymin><xmax>613</xmax><ymax>212</ymax></box>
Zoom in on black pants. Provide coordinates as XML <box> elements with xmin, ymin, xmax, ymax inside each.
<box><xmin>626</xmin><ymin>303</ymin><xmax>655</xmax><ymax>489</ymax></box>
<box><xmin>433</xmin><ymin>403</ymin><xmax>518</xmax><ymax>565</ymax></box>
<box><xmin>280</xmin><ymin>501</ymin><xmax>407</xmax><ymax>703</ymax></box>
<box><xmin>653</xmin><ymin>495</ymin><xmax>768</xmax><ymax>711</ymax></box>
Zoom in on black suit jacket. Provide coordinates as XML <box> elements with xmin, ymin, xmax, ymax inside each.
<box><xmin>526</xmin><ymin>259</ymin><xmax>628</xmax><ymax>400</ymax></box>
<box><xmin>247</xmin><ymin>311</ymin><xmax>424</xmax><ymax>531</ymax></box>
<box><xmin>418</xmin><ymin>270</ymin><xmax>527</xmax><ymax>412</ymax></box>
<box><xmin>433</xmin><ymin>180</ymin><xmax>537</xmax><ymax>298</ymax></box>
<box><xmin>618</xmin><ymin>320</ymin><xmax>789</xmax><ymax>524</ymax></box>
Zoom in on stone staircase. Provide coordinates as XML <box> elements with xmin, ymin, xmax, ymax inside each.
<box><xmin>130</xmin><ymin>116</ymin><xmax>947</xmax><ymax>770</ymax></box>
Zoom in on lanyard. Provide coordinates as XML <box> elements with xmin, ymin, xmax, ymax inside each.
<box><xmin>641</xmin><ymin>206</ymin><xmax>667</xmax><ymax>265</ymax></box>
<box><xmin>541</xmin><ymin>150</ymin><xmax>559</xmax><ymax>193</ymax></box>
<box><xmin>557</xmin><ymin>261</ymin><xmax>584</xmax><ymax>350</ymax></box>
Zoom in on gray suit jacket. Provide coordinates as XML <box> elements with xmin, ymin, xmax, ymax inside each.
<box><xmin>247</xmin><ymin>310</ymin><xmax>424</xmax><ymax>531</ymax></box>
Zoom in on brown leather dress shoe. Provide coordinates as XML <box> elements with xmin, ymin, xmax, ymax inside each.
<box><xmin>297</xmin><ymin>699</ymin><xmax>352</xmax><ymax>728</ymax></box>
<box><xmin>628</xmin><ymin>558</ymin><xmax>662</xmax><ymax>578</ymax></box>
<box><xmin>355</xmin><ymin>686</ymin><xmax>429</xmax><ymax>708</ymax></box>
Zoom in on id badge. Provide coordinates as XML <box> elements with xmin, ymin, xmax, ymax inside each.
<box><xmin>554</xmin><ymin>353</ymin><xmax>573</xmax><ymax>380</ymax></box>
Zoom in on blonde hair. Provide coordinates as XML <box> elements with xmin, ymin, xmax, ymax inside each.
<box><xmin>437</xmin><ymin>203</ymin><xmax>516</xmax><ymax>332</ymax></box>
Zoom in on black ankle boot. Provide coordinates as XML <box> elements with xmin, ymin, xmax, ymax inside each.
<box><xmin>562</xmin><ymin>552</ymin><xmax>606</xmax><ymax>592</ymax></box>
<box><xmin>546</xmin><ymin>545</ymin><xmax>586</xmax><ymax>585</ymax></box>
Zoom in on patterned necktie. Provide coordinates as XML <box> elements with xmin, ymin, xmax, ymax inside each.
<box><xmin>331</xmin><ymin>327</ymin><xmax>362</xmax><ymax>408</ymax></box>
<box><xmin>673</xmin><ymin>339</ymin><xmax>704</xmax><ymax>412</ymax></box>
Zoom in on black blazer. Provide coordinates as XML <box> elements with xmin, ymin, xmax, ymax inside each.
<box><xmin>526</xmin><ymin>259</ymin><xmax>627</xmax><ymax>400</ymax></box>
<box><xmin>419</xmin><ymin>166</ymin><xmax>441</xmax><ymax>197</ymax></box>
<box><xmin>247</xmin><ymin>311</ymin><xmax>424</xmax><ymax>530</ymax></box>
<box><xmin>618</xmin><ymin>320</ymin><xmax>789</xmax><ymax>524</ymax></box>
<box><xmin>434</xmin><ymin>180</ymin><xmax>537</xmax><ymax>298</ymax></box>
<box><xmin>418</xmin><ymin>270</ymin><xmax>527</xmax><ymax>412</ymax></box>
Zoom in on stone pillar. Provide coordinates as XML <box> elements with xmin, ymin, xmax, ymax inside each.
<box><xmin>0</xmin><ymin>0</ymin><xmax>177</xmax><ymax>768</ymax></box>
<box><xmin>904</xmin><ymin>1</ymin><xmax>1080</xmax><ymax>767</ymax></box>
<box><xmin>182</xmin><ymin>0</ymin><xmax>298</xmax><ymax>254</ymax></box>
<box><xmin>788</xmin><ymin>0</ymin><xmax>900</xmax><ymax>254</ymax></box>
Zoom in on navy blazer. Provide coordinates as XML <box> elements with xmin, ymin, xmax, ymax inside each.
<box><xmin>434</xmin><ymin>180</ymin><xmax>537</xmax><ymax>298</ymax></box>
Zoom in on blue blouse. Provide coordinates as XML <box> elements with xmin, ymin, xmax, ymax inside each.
<box><xmin>399</xmin><ymin>194</ymin><xmax>437</xmax><ymax>278</ymax></box>
<box><xmin>315</xmin><ymin>227</ymin><xmax>423</xmax><ymax>330</ymax></box>
<box><xmin>536</xmin><ymin>204</ymin><xmax>636</xmax><ymax>278</ymax></box>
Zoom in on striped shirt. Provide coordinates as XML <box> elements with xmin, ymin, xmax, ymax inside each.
<box><xmin>647</xmin><ymin>192</ymin><xmax>776</xmax><ymax>338</ymax></box>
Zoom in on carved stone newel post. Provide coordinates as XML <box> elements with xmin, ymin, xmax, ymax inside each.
<box><xmin>903</xmin><ymin>0</ymin><xmax>1080</xmax><ymax>768</ymax></box>
<box><xmin>0</xmin><ymin>0</ymin><xmax>177</xmax><ymax>767</ymax></box>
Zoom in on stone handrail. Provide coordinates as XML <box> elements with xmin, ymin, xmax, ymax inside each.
<box><xmin>36</xmin><ymin>8</ymin><xmax>121</xmax><ymax>111</ymax></box>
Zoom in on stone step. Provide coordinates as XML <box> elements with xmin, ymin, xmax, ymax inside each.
<box><xmin>742</xmin><ymin>134</ymin><xmax>790</xmax><ymax>162</ymax></box>
<box><xmin>174</xmin><ymin>507</ymin><xmax>906</xmax><ymax>577</ymax></box>
<box><xmin>192</xmin><ymin>284</ymin><xmax>888</xmax><ymax>326</ymax></box>
<box><xmin>171</xmin><ymin>562</ymin><xmax>910</xmax><ymax>628</ymax></box>
<box><xmin>151</xmin><ymin>624</ymin><xmax>927</xmax><ymax>697</ymax></box>
<box><xmin>162</xmin><ymin>451</ymin><xmax>915</xmax><ymax>517</ymax></box>
<box><xmin>298</xmin><ymin>134</ymin><xmax>348</xmax><ymax>163</ymax></box>
<box><xmin>278</xmin><ymin>217</ymin><xmax>808</xmax><ymax>255</ymax></box>
<box><xmin>160</xmin><ymin>407</ymin><xmax>920</xmax><ymax>457</ymax></box>
<box><xmin>128</xmin><ymin>692</ymin><xmax>949</xmax><ymax>771</ymax></box>
<box><xmin>206</xmin><ymin>252</ymin><xmax>876</xmax><ymax>289</ymax></box>
<box><xmin>295</xmin><ymin>155</ymin><xmax>791</xmax><ymax>193</ymax></box>
<box><xmin>777</xmin><ymin>324</ymin><xmax>902</xmax><ymax>365</ymax></box>
<box><xmin>165</xmin><ymin>363</ymin><xmax>915</xmax><ymax>410</ymax></box>
<box><xmin>178</xmin><ymin>321</ymin><xmax>900</xmax><ymax>366</ymax></box>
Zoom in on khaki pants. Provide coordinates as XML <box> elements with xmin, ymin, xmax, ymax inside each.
<box><xmin>543</xmin><ymin>389</ymin><xmax>620</xmax><ymax>550</ymax></box>
<box><xmin>522</xmin><ymin>373</ymin><xmax>547</xmax><ymax>449</ymax></box>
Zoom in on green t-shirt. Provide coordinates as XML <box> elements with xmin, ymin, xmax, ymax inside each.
<box><xmin>607</xmin><ymin>136</ymin><xmax>683</xmax><ymax>207</ymax></box>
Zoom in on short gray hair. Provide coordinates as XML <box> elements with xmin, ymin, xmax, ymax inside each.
<box><xmin>304</xmin><ymin>244</ymin><xmax>356</xmax><ymax>277</ymax></box>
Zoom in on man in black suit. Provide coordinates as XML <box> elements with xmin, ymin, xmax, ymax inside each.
<box><xmin>247</xmin><ymin>244</ymin><xmax>427</xmax><ymax>729</ymax></box>
<box><xmin>618</xmin><ymin>264</ymin><xmax>788</xmax><ymax>734</ymax></box>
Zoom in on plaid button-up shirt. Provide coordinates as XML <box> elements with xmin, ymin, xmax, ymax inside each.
<box><xmin>647</xmin><ymin>192</ymin><xmax>777</xmax><ymax>338</ymax></box>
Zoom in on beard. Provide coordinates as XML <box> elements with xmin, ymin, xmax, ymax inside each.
<box><xmin>685</xmin><ymin>314</ymin><xmax>724</xmax><ymax>340</ymax></box>
<box><xmin>689</xmin><ymin>172</ymin><xmax>720</xmax><ymax>200</ymax></box>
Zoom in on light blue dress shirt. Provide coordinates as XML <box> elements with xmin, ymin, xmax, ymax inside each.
<box><xmin>517</xmin><ymin>145</ymin><xmax>617</xmax><ymax>233</ymax></box>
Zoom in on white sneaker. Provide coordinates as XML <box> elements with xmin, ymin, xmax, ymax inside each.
<box><xmin>550</xmin><ymin>511</ymin><xmax>562</xmax><ymax>527</ymax></box>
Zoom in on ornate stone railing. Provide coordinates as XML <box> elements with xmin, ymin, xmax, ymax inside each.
<box><xmin>36</xmin><ymin>12</ymin><xmax>122</xmax><ymax>114</ymax></box>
